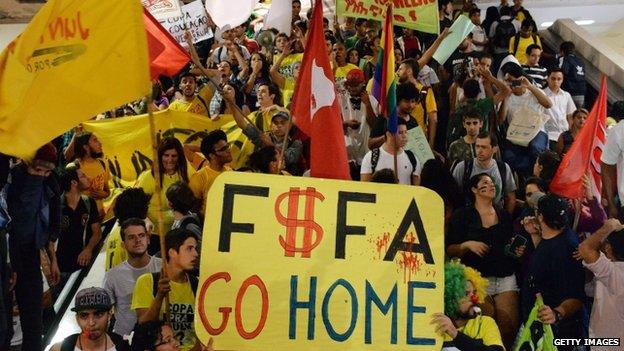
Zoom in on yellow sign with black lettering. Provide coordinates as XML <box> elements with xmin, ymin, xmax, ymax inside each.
<box><xmin>195</xmin><ymin>172</ymin><xmax>445</xmax><ymax>350</ymax></box>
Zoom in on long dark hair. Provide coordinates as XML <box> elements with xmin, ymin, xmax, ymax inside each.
<box><xmin>154</xmin><ymin>137</ymin><xmax>189</xmax><ymax>185</ymax></box>
<box><xmin>250</xmin><ymin>52</ymin><xmax>270</xmax><ymax>79</ymax></box>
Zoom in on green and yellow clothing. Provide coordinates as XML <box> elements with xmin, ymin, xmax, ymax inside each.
<box><xmin>134</xmin><ymin>168</ymin><xmax>194</xmax><ymax>231</ymax></box>
<box><xmin>79</xmin><ymin>158</ymin><xmax>110</xmax><ymax>218</ymax></box>
<box><xmin>189</xmin><ymin>165</ymin><xmax>232</xmax><ymax>214</ymax></box>
<box><xmin>442</xmin><ymin>315</ymin><xmax>505</xmax><ymax>351</ymax></box>
<box><xmin>169</xmin><ymin>85</ymin><xmax>215</xmax><ymax>116</ymax></box>
<box><xmin>131</xmin><ymin>273</ymin><xmax>197</xmax><ymax>351</ymax></box>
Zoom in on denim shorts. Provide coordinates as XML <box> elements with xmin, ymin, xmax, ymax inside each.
<box><xmin>485</xmin><ymin>274</ymin><xmax>518</xmax><ymax>295</ymax></box>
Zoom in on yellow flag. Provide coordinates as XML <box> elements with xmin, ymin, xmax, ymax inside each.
<box><xmin>0</xmin><ymin>0</ymin><xmax>150</xmax><ymax>159</ymax></box>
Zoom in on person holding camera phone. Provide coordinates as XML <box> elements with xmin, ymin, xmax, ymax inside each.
<box><xmin>447</xmin><ymin>173</ymin><xmax>523</xmax><ymax>351</ymax></box>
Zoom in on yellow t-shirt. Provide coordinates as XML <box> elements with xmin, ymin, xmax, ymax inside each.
<box><xmin>105</xmin><ymin>222</ymin><xmax>125</xmax><ymax>271</ymax></box>
<box><xmin>248</xmin><ymin>106</ymin><xmax>289</xmax><ymax>133</ymax></box>
<box><xmin>509</xmin><ymin>35</ymin><xmax>542</xmax><ymax>65</ymax></box>
<box><xmin>131</xmin><ymin>273</ymin><xmax>197</xmax><ymax>351</ymax></box>
<box><xmin>79</xmin><ymin>158</ymin><xmax>110</xmax><ymax>217</ymax></box>
<box><xmin>189</xmin><ymin>165</ymin><xmax>232</xmax><ymax>214</ymax></box>
<box><xmin>169</xmin><ymin>85</ymin><xmax>215</xmax><ymax>116</ymax></box>
<box><xmin>134</xmin><ymin>169</ymin><xmax>194</xmax><ymax>231</ymax></box>
<box><xmin>443</xmin><ymin>315</ymin><xmax>504</xmax><ymax>347</ymax></box>
<box><xmin>412</xmin><ymin>82</ymin><xmax>438</xmax><ymax>136</ymax></box>
<box><xmin>281</xmin><ymin>78</ymin><xmax>295</xmax><ymax>107</ymax></box>
<box><xmin>275</xmin><ymin>53</ymin><xmax>303</xmax><ymax>80</ymax></box>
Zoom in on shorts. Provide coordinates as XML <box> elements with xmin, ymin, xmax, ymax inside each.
<box><xmin>485</xmin><ymin>274</ymin><xmax>518</xmax><ymax>295</ymax></box>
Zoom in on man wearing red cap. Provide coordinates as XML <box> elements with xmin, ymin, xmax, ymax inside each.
<box><xmin>340</xmin><ymin>68</ymin><xmax>378</xmax><ymax>180</ymax></box>
<box><xmin>6</xmin><ymin>143</ymin><xmax>61</xmax><ymax>350</ymax></box>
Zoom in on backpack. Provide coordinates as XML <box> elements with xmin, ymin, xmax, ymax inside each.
<box><xmin>60</xmin><ymin>332</ymin><xmax>129</xmax><ymax>351</ymax></box>
<box><xmin>512</xmin><ymin>33</ymin><xmax>537</xmax><ymax>56</ymax></box>
<box><xmin>459</xmin><ymin>158</ymin><xmax>507</xmax><ymax>203</ymax></box>
<box><xmin>493</xmin><ymin>19</ymin><xmax>516</xmax><ymax>49</ymax></box>
<box><xmin>370</xmin><ymin>148</ymin><xmax>418</xmax><ymax>174</ymax></box>
<box><xmin>151</xmin><ymin>272</ymin><xmax>199</xmax><ymax>297</ymax></box>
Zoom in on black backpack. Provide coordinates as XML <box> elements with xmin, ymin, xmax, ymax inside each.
<box><xmin>61</xmin><ymin>332</ymin><xmax>129</xmax><ymax>351</ymax></box>
<box><xmin>493</xmin><ymin>19</ymin><xmax>516</xmax><ymax>49</ymax></box>
<box><xmin>458</xmin><ymin>158</ymin><xmax>507</xmax><ymax>203</ymax></box>
<box><xmin>370</xmin><ymin>148</ymin><xmax>418</xmax><ymax>174</ymax></box>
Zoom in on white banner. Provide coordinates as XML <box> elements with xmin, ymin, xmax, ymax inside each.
<box><xmin>157</xmin><ymin>0</ymin><xmax>214</xmax><ymax>46</ymax></box>
<box><xmin>142</xmin><ymin>0</ymin><xmax>183</xmax><ymax>21</ymax></box>
<box><xmin>206</xmin><ymin>0</ymin><xmax>256</xmax><ymax>30</ymax></box>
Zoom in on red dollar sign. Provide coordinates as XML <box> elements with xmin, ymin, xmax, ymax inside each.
<box><xmin>274</xmin><ymin>187</ymin><xmax>325</xmax><ymax>258</ymax></box>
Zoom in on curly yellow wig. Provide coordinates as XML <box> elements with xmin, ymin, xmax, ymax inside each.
<box><xmin>444</xmin><ymin>260</ymin><xmax>488</xmax><ymax>319</ymax></box>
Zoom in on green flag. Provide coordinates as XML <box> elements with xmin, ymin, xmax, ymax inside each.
<box><xmin>336</xmin><ymin>0</ymin><xmax>439</xmax><ymax>34</ymax></box>
<box><xmin>513</xmin><ymin>295</ymin><xmax>558</xmax><ymax>351</ymax></box>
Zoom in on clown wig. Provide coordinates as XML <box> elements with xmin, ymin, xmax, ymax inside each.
<box><xmin>444</xmin><ymin>260</ymin><xmax>488</xmax><ymax>319</ymax></box>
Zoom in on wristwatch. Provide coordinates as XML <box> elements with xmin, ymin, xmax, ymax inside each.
<box><xmin>554</xmin><ymin>309</ymin><xmax>563</xmax><ymax>324</ymax></box>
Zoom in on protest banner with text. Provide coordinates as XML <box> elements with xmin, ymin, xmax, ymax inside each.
<box><xmin>195</xmin><ymin>172</ymin><xmax>445</xmax><ymax>350</ymax></box>
<box><xmin>337</xmin><ymin>0</ymin><xmax>439</xmax><ymax>34</ymax></box>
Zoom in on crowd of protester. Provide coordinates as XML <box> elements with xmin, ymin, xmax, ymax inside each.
<box><xmin>0</xmin><ymin>0</ymin><xmax>623</xmax><ymax>350</ymax></box>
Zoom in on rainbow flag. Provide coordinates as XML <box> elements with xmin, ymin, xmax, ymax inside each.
<box><xmin>372</xmin><ymin>4</ymin><xmax>397</xmax><ymax>134</ymax></box>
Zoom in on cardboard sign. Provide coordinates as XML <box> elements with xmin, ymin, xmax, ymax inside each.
<box><xmin>406</xmin><ymin>126</ymin><xmax>435</xmax><ymax>167</ymax></box>
<box><xmin>158</xmin><ymin>0</ymin><xmax>214</xmax><ymax>45</ymax></box>
<box><xmin>195</xmin><ymin>172</ymin><xmax>445</xmax><ymax>350</ymax></box>
<box><xmin>142</xmin><ymin>0</ymin><xmax>183</xmax><ymax>21</ymax></box>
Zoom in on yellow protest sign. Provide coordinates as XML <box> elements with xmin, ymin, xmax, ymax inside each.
<box><xmin>195</xmin><ymin>172</ymin><xmax>445</xmax><ymax>350</ymax></box>
<box><xmin>336</xmin><ymin>0</ymin><xmax>439</xmax><ymax>34</ymax></box>
<box><xmin>81</xmin><ymin>109</ymin><xmax>253</xmax><ymax>188</ymax></box>
<box><xmin>0</xmin><ymin>0</ymin><xmax>150</xmax><ymax>159</ymax></box>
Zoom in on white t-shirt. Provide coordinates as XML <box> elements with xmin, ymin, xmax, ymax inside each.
<box><xmin>543</xmin><ymin>87</ymin><xmax>576</xmax><ymax>141</ymax></box>
<box><xmin>339</xmin><ymin>93</ymin><xmax>378</xmax><ymax>164</ymax></box>
<box><xmin>583</xmin><ymin>253</ymin><xmax>624</xmax><ymax>350</ymax></box>
<box><xmin>360</xmin><ymin>147</ymin><xmax>421</xmax><ymax>185</ymax></box>
<box><xmin>505</xmin><ymin>90</ymin><xmax>549</xmax><ymax>132</ymax></box>
<box><xmin>470</xmin><ymin>25</ymin><xmax>487</xmax><ymax>52</ymax></box>
<box><xmin>601</xmin><ymin>120</ymin><xmax>624</xmax><ymax>204</ymax></box>
<box><xmin>103</xmin><ymin>256</ymin><xmax>162</xmax><ymax>336</ymax></box>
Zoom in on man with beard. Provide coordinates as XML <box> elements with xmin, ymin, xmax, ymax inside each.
<box><xmin>69</xmin><ymin>132</ymin><xmax>110</xmax><ymax>219</ymax></box>
<box><xmin>50</xmin><ymin>287</ymin><xmax>129</xmax><ymax>351</ymax></box>
<box><xmin>56</xmin><ymin>162</ymin><xmax>102</xmax><ymax>285</ymax></box>
<box><xmin>169</xmin><ymin>70</ymin><xmax>219</xmax><ymax>116</ymax></box>
<box><xmin>132</xmin><ymin>229</ymin><xmax>200</xmax><ymax>351</ymax></box>
<box><xmin>103</xmin><ymin>218</ymin><xmax>161</xmax><ymax>337</ymax></box>
<box><xmin>433</xmin><ymin>260</ymin><xmax>505</xmax><ymax>351</ymax></box>
<box><xmin>189</xmin><ymin>130</ymin><xmax>233</xmax><ymax>215</ymax></box>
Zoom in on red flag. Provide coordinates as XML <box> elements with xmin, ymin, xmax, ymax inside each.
<box><xmin>550</xmin><ymin>76</ymin><xmax>607</xmax><ymax>199</ymax></box>
<box><xmin>143</xmin><ymin>9</ymin><xmax>190</xmax><ymax>80</ymax></box>
<box><xmin>290</xmin><ymin>0</ymin><xmax>350</xmax><ymax>180</ymax></box>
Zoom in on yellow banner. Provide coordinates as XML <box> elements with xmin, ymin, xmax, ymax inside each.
<box><xmin>81</xmin><ymin>109</ymin><xmax>267</xmax><ymax>187</ymax></box>
<box><xmin>195</xmin><ymin>172</ymin><xmax>445</xmax><ymax>350</ymax></box>
<box><xmin>0</xmin><ymin>0</ymin><xmax>150</xmax><ymax>159</ymax></box>
<box><xmin>337</xmin><ymin>0</ymin><xmax>440</xmax><ymax>34</ymax></box>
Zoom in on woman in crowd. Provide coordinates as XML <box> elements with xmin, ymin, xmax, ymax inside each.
<box><xmin>446</xmin><ymin>173</ymin><xmax>521</xmax><ymax>350</ymax></box>
<box><xmin>135</xmin><ymin>137</ymin><xmax>192</xmax><ymax>231</ymax></box>
<box><xmin>556</xmin><ymin>108</ymin><xmax>588</xmax><ymax>157</ymax></box>
<box><xmin>243</xmin><ymin>52</ymin><xmax>272</xmax><ymax>111</ymax></box>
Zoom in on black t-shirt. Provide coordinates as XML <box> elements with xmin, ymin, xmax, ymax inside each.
<box><xmin>520</xmin><ymin>229</ymin><xmax>585</xmax><ymax>321</ymax></box>
<box><xmin>443</xmin><ymin>50</ymin><xmax>474</xmax><ymax>82</ymax></box>
<box><xmin>57</xmin><ymin>196</ymin><xmax>99</xmax><ymax>273</ymax></box>
<box><xmin>370</xmin><ymin>115</ymin><xmax>419</xmax><ymax>138</ymax></box>
<box><xmin>447</xmin><ymin>205</ymin><xmax>518</xmax><ymax>277</ymax></box>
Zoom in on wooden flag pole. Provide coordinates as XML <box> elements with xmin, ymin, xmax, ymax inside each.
<box><xmin>146</xmin><ymin>95</ymin><xmax>171</xmax><ymax>322</ymax></box>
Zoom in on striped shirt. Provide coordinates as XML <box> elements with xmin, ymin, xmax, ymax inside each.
<box><xmin>522</xmin><ymin>64</ymin><xmax>548</xmax><ymax>88</ymax></box>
